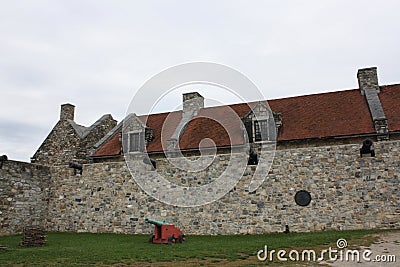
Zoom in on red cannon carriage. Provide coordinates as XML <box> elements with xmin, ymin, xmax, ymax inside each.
<box><xmin>145</xmin><ymin>218</ymin><xmax>186</xmax><ymax>244</ymax></box>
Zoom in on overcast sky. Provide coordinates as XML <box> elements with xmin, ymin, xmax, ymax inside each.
<box><xmin>1</xmin><ymin>0</ymin><xmax>399</xmax><ymax>162</ymax></box>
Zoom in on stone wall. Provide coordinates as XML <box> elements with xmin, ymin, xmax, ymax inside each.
<box><xmin>45</xmin><ymin>140</ymin><xmax>400</xmax><ymax>235</ymax></box>
<box><xmin>31</xmin><ymin>120</ymin><xmax>82</xmax><ymax>166</ymax></box>
<box><xmin>2</xmin><ymin>141</ymin><xmax>399</xmax><ymax>236</ymax></box>
<box><xmin>0</xmin><ymin>160</ymin><xmax>50</xmax><ymax>235</ymax></box>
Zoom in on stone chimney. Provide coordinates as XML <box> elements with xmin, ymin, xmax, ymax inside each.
<box><xmin>357</xmin><ymin>67</ymin><xmax>389</xmax><ymax>140</ymax></box>
<box><xmin>167</xmin><ymin>92</ymin><xmax>204</xmax><ymax>151</ymax></box>
<box><xmin>183</xmin><ymin>92</ymin><xmax>204</xmax><ymax>117</ymax></box>
<box><xmin>357</xmin><ymin>67</ymin><xmax>380</xmax><ymax>95</ymax></box>
<box><xmin>60</xmin><ymin>103</ymin><xmax>75</xmax><ymax>121</ymax></box>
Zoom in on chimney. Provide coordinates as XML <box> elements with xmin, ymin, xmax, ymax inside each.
<box><xmin>60</xmin><ymin>103</ymin><xmax>75</xmax><ymax>121</ymax></box>
<box><xmin>357</xmin><ymin>67</ymin><xmax>380</xmax><ymax>95</ymax></box>
<box><xmin>183</xmin><ymin>92</ymin><xmax>204</xmax><ymax>117</ymax></box>
<box><xmin>166</xmin><ymin>92</ymin><xmax>204</xmax><ymax>151</ymax></box>
<box><xmin>357</xmin><ymin>67</ymin><xmax>389</xmax><ymax>140</ymax></box>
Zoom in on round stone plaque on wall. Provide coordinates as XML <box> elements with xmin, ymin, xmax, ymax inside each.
<box><xmin>294</xmin><ymin>190</ymin><xmax>311</xmax><ymax>206</ymax></box>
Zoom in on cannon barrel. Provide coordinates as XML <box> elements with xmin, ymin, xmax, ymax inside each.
<box><xmin>360</xmin><ymin>139</ymin><xmax>375</xmax><ymax>157</ymax></box>
<box><xmin>69</xmin><ymin>162</ymin><xmax>83</xmax><ymax>175</ymax></box>
<box><xmin>143</xmin><ymin>157</ymin><xmax>157</xmax><ymax>170</ymax></box>
<box><xmin>248</xmin><ymin>149</ymin><xmax>258</xmax><ymax>165</ymax></box>
<box><xmin>362</xmin><ymin>139</ymin><xmax>373</xmax><ymax>149</ymax></box>
<box><xmin>69</xmin><ymin>162</ymin><xmax>82</xmax><ymax>170</ymax></box>
<box><xmin>0</xmin><ymin>154</ymin><xmax>7</xmax><ymax>169</ymax></box>
<box><xmin>145</xmin><ymin>218</ymin><xmax>170</xmax><ymax>226</ymax></box>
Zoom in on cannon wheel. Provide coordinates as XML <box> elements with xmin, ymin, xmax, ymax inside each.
<box><xmin>167</xmin><ymin>235</ymin><xmax>174</xmax><ymax>244</ymax></box>
<box><xmin>178</xmin><ymin>234</ymin><xmax>185</xmax><ymax>243</ymax></box>
<box><xmin>148</xmin><ymin>234</ymin><xmax>154</xmax><ymax>243</ymax></box>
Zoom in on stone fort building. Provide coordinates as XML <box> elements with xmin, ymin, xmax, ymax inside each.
<box><xmin>1</xmin><ymin>67</ymin><xmax>399</xmax><ymax>235</ymax></box>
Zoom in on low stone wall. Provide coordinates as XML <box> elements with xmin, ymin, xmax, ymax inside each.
<box><xmin>0</xmin><ymin>160</ymin><xmax>50</xmax><ymax>235</ymax></box>
<box><xmin>45</xmin><ymin>140</ymin><xmax>400</xmax><ymax>235</ymax></box>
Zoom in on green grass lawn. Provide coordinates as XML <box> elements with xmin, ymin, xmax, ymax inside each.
<box><xmin>0</xmin><ymin>229</ymin><xmax>389</xmax><ymax>266</ymax></box>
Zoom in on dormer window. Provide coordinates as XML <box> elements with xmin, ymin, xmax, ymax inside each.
<box><xmin>243</xmin><ymin>102</ymin><xmax>277</xmax><ymax>144</ymax></box>
<box><xmin>245</xmin><ymin>119</ymin><xmax>271</xmax><ymax>143</ymax></box>
<box><xmin>129</xmin><ymin>132</ymin><xmax>144</xmax><ymax>152</ymax></box>
<box><xmin>121</xmin><ymin>113</ymin><xmax>154</xmax><ymax>155</ymax></box>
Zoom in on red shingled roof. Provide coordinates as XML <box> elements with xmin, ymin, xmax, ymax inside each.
<box><xmin>92</xmin><ymin>130</ymin><xmax>121</xmax><ymax>157</ymax></box>
<box><xmin>92</xmin><ymin>84</ymin><xmax>400</xmax><ymax>157</ymax></box>
<box><xmin>379</xmin><ymin>84</ymin><xmax>400</xmax><ymax>132</ymax></box>
<box><xmin>179</xmin><ymin>104</ymin><xmax>252</xmax><ymax>150</ymax></box>
<box><xmin>145</xmin><ymin>111</ymin><xmax>182</xmax><ymax>152</ymax></box>
<box><xmin>268</xmin><ymin>88</ymin><xmax>376</xmax><ymax>140</ymax></box>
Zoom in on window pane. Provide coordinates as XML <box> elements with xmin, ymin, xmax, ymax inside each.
<box><xmin>122</xmin><ymin>133</ymin><xmax>129</xmax><ymax>153</ymax></box>
<box><xmin>254</xmin><ymin>121</ymin><xmax>261</xmax><ymax>141</ymax></box>
<box><xmin>139</xmin><ymin>133</ymin><xmax>144</xmax><ymax>151</ymax></box>
<box><xmin>129</xmin><ymin>133</ymin><xmax>143</xmax><ymax>152</ymax></box>
<box><xmin>245</xmin><ymin>120</ymin><xmax>253</xmax><ymax>143</ymax></box>
<box><xmin>129</xmin><ymin>133</ymin><xmax>136</xmax><ymax>152</ymax></box>
<box><xmin>254</xmin><ymin>120</ymin><xmax>268</xmax><ymax>141</ymax></box>
<box><xmin>260</xmin><ymin>120</ymin><xmax>268</xmax><ymax>141</ymax></box>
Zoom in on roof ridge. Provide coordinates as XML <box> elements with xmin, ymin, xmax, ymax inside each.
<box><xmin>67</xmin><ymin>120</ymin><xmax>87</xmax><ymax>138</ymax></box>
<box><xmin>128</xmin><ymin>85</ymin><xmax>399</xmax><ymax>118</ymax></box>
<box><xmin>68</xmin><ymin>114</ymin><xmax>114</xmax><ymax>139</ymax></box>
<box><xmin>268</xmin><ymin>88</ymin><xmax>360</xmax><ymax>101</ymax></box>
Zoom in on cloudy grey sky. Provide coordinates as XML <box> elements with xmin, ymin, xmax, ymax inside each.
<box><xmin>1</xmin><ymin>0</ymin><xmax>399</xmax><ymax>162</ymax></box>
